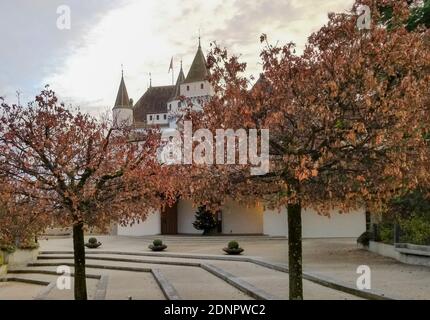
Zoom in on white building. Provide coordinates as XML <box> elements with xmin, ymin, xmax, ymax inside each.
<box><xmin>112</xmin><ymin>40</ymin><xmax>367</xmax><ymax>238</ymax></box>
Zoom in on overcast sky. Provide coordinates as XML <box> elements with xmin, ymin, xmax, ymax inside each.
<box><xmin>0</xmin><ymin>0</ymin><xmax>354</xmax><ymax>116</ymax></box>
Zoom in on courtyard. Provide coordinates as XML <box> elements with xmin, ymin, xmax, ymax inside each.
<box><xmin>1</xmin><ymin>236</ymin><xmax>429</xmax><ymax>300</ymax></box>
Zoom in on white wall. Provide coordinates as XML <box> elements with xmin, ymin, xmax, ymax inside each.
<box><xmin>263</xmin><ymin>207</ymin><xmax>366</xmax><ymax>238</ymax></box>
<box><xmin>178</xmin><ymin>200</ymin><xmax>264</xmax><ymax>235</ymax></box>
<box><xmin>222</xmin><ymin>201</ymin><xmax>264</xmax><ymax>234</ymax></box>
<box><xmin>177</xmin><ymin>200</ymin><xmax>201</xmax><ymax>234</ymax></box>
<box><xmin>113</xmin><ymin>108</ymin><xmax>133</xmax><ymax>127</ymax></box>
<box><xmin>181</xmin><ymin>81</ymin><xmax>213</xmax><ymax>99</ymax></box>
<box><xmin>117</xmin><ymin>210</ymin><xmax>161</xmax><ymax>236</ymax></box>
<box><xmin>147</xmin><ymin>113</ymin><xmax>169</xmax><ymax>125</ymax></box>
<box><xmin>263</xmin><ymin>208</ymin><xmax>288</xmax><ymax>236</ymax></box>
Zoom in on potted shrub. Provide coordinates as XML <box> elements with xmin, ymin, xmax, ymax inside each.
<box><xmin>85</xmin><ymin>237</ymin><xmax>102</xmax><ymax>249</ymax></box>
<box><xmin>149</xmin><ymin>239</ymin><xmax>167</xmax><ymax>251</ymax></box>
<box><xmin>223</xmin><ymin>241</ymin><xmax>244</xmax><ymax>255</ymax></box>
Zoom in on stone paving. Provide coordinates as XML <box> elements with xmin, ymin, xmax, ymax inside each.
<box><xmin>2</xmin><ymin>235</ymin><xmax>429</xmax><ymax>300</ymax></box>
<box><xmin>0</xmin><ymin>282</ymin><xmax>43</xmax><ymax>300</ymax></box>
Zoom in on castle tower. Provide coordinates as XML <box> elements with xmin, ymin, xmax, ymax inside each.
<box><xmin>180</xmin><ymin>38</ymin><xmax>213</xmax><ymax>110</ymax></box>
<box><xmin>112</xmin><ymin>70</ymin><xmax>133</xmax><ymax>127</ymax></box>
<box><xmin>167</xmin><ymin>61</ymin><xmax>186</xmax><ymax>128</ymax></box>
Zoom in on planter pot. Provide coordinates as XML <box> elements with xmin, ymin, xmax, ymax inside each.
<box><xmin>6</xmin><ymin>248</ymin><xmax>39</xmax><ymax>268</ymax></box>
<box><xmin>201</xmin><ymin>228</ymin><xmax>219</xmax><ymax>236</ymax></box>
<box><xmin>149</xmin><ymin>245</ymin><xmax>167</xmax><ymax>252</ymax></box>
<box><xmin>85</xmin><ymin>242</ymin><xmax>102</xmax><ymax>249</ymax></box>
<box><xmin>223</xmin><ymin>248</ymin><xmax>244</xmax><ymax>255</ymax></box>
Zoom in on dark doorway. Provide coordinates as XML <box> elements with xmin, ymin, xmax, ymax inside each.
<box><xmin>161</xmin><ymin>202</ymin><xmax>178</xmax><ymax>235</ymax></box>
<box><xmin>217</xmin><ymin>210</ymin><xmax>223</xmax><ymax>234</ymax></box>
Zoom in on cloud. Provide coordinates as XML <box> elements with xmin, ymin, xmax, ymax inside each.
<box><xmin>1</xmin><ymin>0</ymin><xmax>355</xmax><ymax>115</ymax></box>
<box><xmin>0</xmin><ymin>0</ymin><xmax>126</xmax><ymax>102</ymax></box>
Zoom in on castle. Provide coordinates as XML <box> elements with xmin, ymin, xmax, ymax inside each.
<box><xmin>110</xmin><ymin>40</ymin><xmax>366</xmax><ymax>238</ymax></box>
<box><xmin>112</xmin><ymin>39</ymin><xmax>212</xmax><ymax>132</ymax></box>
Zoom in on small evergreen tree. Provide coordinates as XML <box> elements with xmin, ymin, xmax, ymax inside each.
<box><xmin>193</xmin><ymin>206</ymin><xmax>218</xmax><ymax>235</ymax></box>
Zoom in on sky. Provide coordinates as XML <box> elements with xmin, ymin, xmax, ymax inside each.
<box><xmin>0</xmin><ymin>0</ymin><xmax>354</xmax><ymax>116</ymax></box>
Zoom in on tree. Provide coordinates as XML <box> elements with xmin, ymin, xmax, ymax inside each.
<box><xmin>193</xmin><ymin>206</ymin><xmax>218</xmax><ymax>235</ymax></box>
<box><xmin>181</xmin><ymin>0</ymin><xmax>430</xmax><ymax>299</ymax></box>
<box><xmin>0</xmin><ymin>88</ymin><xmax>175</xmax><ymax>299</ymax></box>
<box><xmin>0</xmin><ymin>177</ymin><xmax>46</xmax><ymax>249</ymax></box>
<box><xmin>379</xmin><ymin>0</ymin><xmax>430</xmax><ymax>31</ymax></box>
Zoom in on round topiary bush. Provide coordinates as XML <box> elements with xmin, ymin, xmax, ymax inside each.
<box><xmin>153</xmin><ymin>239</ymin><xmax>163</xmax><ymax>247</ymax></box>
<box><xmin>149</xmin><ymin>239</ymin><xmax>167</xmax><ymax>251</ymax></box>
<box><xmin>223</xmin><ymin>241</ymin><xmax>244</xmax><ymax>255</ymax></box>
<box><xmin>228</xmin><ymin>241</ymin><xmax>240</xmax><ymax>250</ymax></box>
<box><xmin>85</xmin><ymin>238</ymin><xmax>101</xmax><ymax>249</ymax></box>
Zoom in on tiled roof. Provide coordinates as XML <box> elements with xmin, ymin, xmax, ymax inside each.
<box><xmin>133</xmin><ymin>85</ymin><xmax>175</xmax><ymax>122</ymax></box>
<box><xmin>183</xmin><ymin>44</ymin><xmax>209</xmax><ymax>84</ymax></box>
<box><xmin>169</xmin><ymin>65</ymin><xmax>186</xmax><ymax>102</ymax></box>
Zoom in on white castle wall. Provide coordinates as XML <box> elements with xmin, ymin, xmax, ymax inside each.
<box><xmin>117</xmin><ymin>210</ymin><xmax>161</xmax><ymax>236</ymax></box>
<box><xmin>263</xmin><ymin>207</ymin><xmax>366</xmax><ymax>238</ymax></box>
<box><xmin>113</xmin><ymin>108</ymin><xmax>133</xmax><ymax>127</ymax></box>
<box><xmin>177</xmin><ymin>200</ymin><xmax>201</xmax><ymax>234</ymax></box>
<box><xmin>177</xmin><ymin>200</ymin><xmax>264</xmax><ymax>235</ymax></box>
<box><xmin>147</xmin><ymin>113</ymin><xmax>169</xmax><ymax>125</ymax></box>
<box><xmin>221</xmin><ymin>201</ymin><xmax>264</xmax><ymax>234</ymax></box>
<box><xmin>181</xmin><ymin>80</ymin><xmax>213</xmax><ymax>99</ymax></box>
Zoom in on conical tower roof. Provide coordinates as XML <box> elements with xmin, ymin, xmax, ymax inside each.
<box><xmin>183</xmin><ymin>41</ymin><xmax>209</xmax><ymax>84</ymax></box>
<box><xmin>114</xmin><ymin>72</ymin><xmax>131</xmax><ymax>109</ymax></box>
<box><xmin>169</xmin><ymin>62</ymin><xmax>186</xmax><ymax>102</ymax></box>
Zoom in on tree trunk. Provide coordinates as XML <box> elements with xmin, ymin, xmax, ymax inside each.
<box><xmin>73</xmin><ymin>222</ymin><xmax>87</xmax><ymax>300</ymax></box>
<box><xmin>287</xmin><ymin>203</ymin><xmax>303</xmax><ymax>300</ymax></box>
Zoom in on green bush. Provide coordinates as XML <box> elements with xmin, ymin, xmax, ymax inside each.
<box><xmin>88</xmin><ymin>237</ymin><xmax>98</xmax><ymax>244</ymax></box>
<box><xmin>153</xmin><ymin>239</ymin><xmax>163</xmax><ymax>247</ymax></box>
<box><xmin>400</xmin><ymin>215</ymin><xmax>430</xmax><ymax>245</ymax></box>
<box><xmin>0</xmin><ymin>244</ymin><xmax>16</xmax><ymax>254</ymax></box>
<box><xmin>18</xmin><ymin>241</ymin><xmax>39</xmax><ymax>250</ymax></box>
<box><xmin>193</xmin><ymin>206</ymin><xmax>218</xmax><ymax>235</ymax></box>
<box><xmin>379</xmin><ymin>223</ymin><xmax>394</xmax><ymax>244</ymax></box>
<box><xmin>357</xmin><ymin>231</ymin><xmax>373</xmax><ymax>247</ymax></box>
<box><xmin>228</xmin><ymin>241</ymin><xmax>239</xmax><ymax>250</ymax></box>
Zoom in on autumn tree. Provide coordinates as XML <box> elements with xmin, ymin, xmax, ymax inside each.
<box><xmin>0</xmin><ymin>89</ymin><xmax>175</xmax><ymax>300</ymax></box>
<box><xmin>0</xmin><ymin>177</ymin><xmax>46</xmax><ymax>249</ymax></box>
<box><xmin>379</xmin><ymin>0</ymin><xmax>430</xmax><ymax>31</ymax></box>
<box><xmin>180</xmin><ymin>0</ymin><xmax>430</xmax><ymax>299</ymax></box>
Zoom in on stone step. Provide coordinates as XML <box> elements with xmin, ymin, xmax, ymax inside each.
<box><xmin>30</xmin><ymin>254</ymin><xmax>362</xmax><ymax>300</ymax></box>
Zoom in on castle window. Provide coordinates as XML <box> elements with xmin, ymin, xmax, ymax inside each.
<box><xmin>156</xmin><ymin>115</ymin><xmax>160</xmax><ymax>120</ymax></box>
<box><xmin>201</xmin><ymin>83</ymin><xmax>204</xmax><ymax>89</ymax></box>
<box><xmin>187</xmin><ymin>85</ymin><xmax>190</xmax><ymax>91</ymax></box>
<box><xmin>164</xmin><ymin>114</ymin><xmax>167</xmax><ymax>120</ymax></box>
<box><xmin>149</xmin><ymin>115</ymin><xmax>153</xmax><ymax>121</ymax></box>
